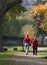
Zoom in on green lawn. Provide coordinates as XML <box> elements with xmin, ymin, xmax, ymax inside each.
<box><xmin>3</xmin><ymin>46</ymin><xmax>33</xmax><ymax>52</ymax></box>
<box><xmin>0</xmin><ymin>46</ymin><xmax>47</xmax><ymax>65</ymax></box>
<box><xmin>38</xmin><ymin>51</ymin><xmax>47</xmax><ymax>57</ymax></box>
<box><xmin>3</xmin><ymin>46</ymin><xmax>47</xmax><ymax>57</ymax></box>
<box><xmin>0</xmin><ymin>46</ymin><xmax>23</xmax><ymax>65</ymax></box>
<box><xmin>0</xmin><ymin>51</ymin><xmax>15</xmax><ymax>64</ymax></box>
<box><xmin>0</xmin><ymin>46</ymin><xmax>15</xmax><ymax>65</ymax></box>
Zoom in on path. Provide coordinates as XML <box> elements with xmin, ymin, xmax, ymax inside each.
<box><xmin>9</xmin><ymin>51</ymin><xmax>47</xmax><ymax>65</ymax></box>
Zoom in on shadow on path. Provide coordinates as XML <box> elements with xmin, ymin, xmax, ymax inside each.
<box><xmin>9</xmin><ymin>52</ymin><xmax>47</xmax><ymax>65</ymax></box>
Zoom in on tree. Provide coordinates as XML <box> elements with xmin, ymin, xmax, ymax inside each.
<box><xmin>0</xmin><ymin>0</ymin><xmax>22</xmax><ymax>51</ymax></box>
<box><xmin>32</xmin><ymin>2</ymin><xmax>47</xmax><ymax>45</ymax></box>
<box><xmin>22</xmin><ymin>24</ymin><xmax>36</xmax><ymax>40</ymax></box>
<box><xmin>32</xmin><ymin>2</ymin><xmax>47</xmax><ymax>32</ymax></box>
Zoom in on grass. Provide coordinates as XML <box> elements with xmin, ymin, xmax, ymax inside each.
<box><xmin>0</xmin><ymin>51</ymin><xmax>15</xmax><ymax>65</ymax></box>
<box><xmin>3</xmin><ymin>46</ymin><xmax>23</xmax><ymax>52</ymax></box>
<box><xmin>38</xmin><ymin>51</ymin><xmax>47</xmax><ymax>57</ymax></box>
<box><xmin>3</xmin><ymin>46</ymin><xmax>32</xmax><ymax>51</ymax></box>
<box><xmin>0</xmin><ymin>46</ymin><xmax>15</xmax><ymax>65</ymax></box>
<box><xmin>0</xmin><ymin>46</ymin><xmax>23</xmax><ymax>65</ymax></box>
<box><xmin>0</xmin><ymin>46</ymin><xmax>47</xmax><ymax>65</ymax></box>
<box><xmin>3</xmin><ymin>46</ymin><xmax>47</xmax><ymax>57</ymax></box>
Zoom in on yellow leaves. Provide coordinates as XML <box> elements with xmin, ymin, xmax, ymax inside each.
<box><xmin>39</xmin><ymin>23</ymin><xmax>44</xmax><ymax>29</ymax></box>
<box><xmin>39</xmin><ymin>22</ymin><xmax>47</xmax><ymax>32</ymax></box>
<box><xmin>44</xmin><ymin>14</ymin><xmax>47</xmax><ymax>19</ymax></box>
<box><xmin>32</xmin><ymin>2</ymin><xmax>47</xmax><ymax>15</ymax></box>
<box><xmin>32</xmin><ymin>2</ymin><xmax>47</xmax><ymax>32</ymax></box>
<box><xmin>22</xmin><ymin>25</ymin><xmax>36</xmax><ymax>39</ymax></box>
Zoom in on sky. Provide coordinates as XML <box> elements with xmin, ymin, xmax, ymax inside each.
<box><xmin>22</xmin><ymin>0</ymin><xmax>37</xmax><ymax>9</ymax></box>
<box><xmin>22</xmin><ymin>0</ymin><xmax>46</xmax><ymax>10</ymax></box>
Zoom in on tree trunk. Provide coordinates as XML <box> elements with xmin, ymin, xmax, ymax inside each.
<box><xmin>41</xmin><ymin>34</ymin><xmax>44</xmax><ymax>45</ymax></box>
<box><xmin>0</xmin><ymin>16</ymin><xmax>4</xmax><ymax>52</ymax></box>
<box><xmin>0</xmin><ymin>0</ymin><xmax>22</xmax><ymax>52</ymax></box>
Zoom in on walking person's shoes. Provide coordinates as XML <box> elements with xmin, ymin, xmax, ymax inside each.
<box><xmin>26</xmin><ymin>53</ymin><xmax>28</xmax><ymax>55</ymax></box>
<box><xmin>35</xmin><ymin>53</ymin><xmax>37</xmax><ymax>55</ymax></box>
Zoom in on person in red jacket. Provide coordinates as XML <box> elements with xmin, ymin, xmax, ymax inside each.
<box><xmin>32</xmin><ymin>37</ymin><xmax>38</xmax><ymax>55</ymax></box>
<box><xmin>23</xmin><ymin>35</ymin><xmax>31</xmax><ymax>55</ymax></box>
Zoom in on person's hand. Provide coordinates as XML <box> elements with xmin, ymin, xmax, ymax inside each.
<box><xmin>31</xmin><ymin>44</ymin><xmax>33</xmax><ymax>47</ymax></box>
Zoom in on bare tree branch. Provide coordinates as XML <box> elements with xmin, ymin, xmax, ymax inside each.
<box><xmin>3</xmin><ymin>0</ymin><xmax>22</xmax><ymax>14</ymax></box>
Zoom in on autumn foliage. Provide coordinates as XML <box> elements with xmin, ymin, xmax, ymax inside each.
<box><xmin>32</xmin><ymin>2</ymin><xmax>47</xmax><ymax>32</ymax></box>
<box><xmin>22</xmin><ymin>25</ymin><xmax>36</xmax><ymax>40</ymax></box>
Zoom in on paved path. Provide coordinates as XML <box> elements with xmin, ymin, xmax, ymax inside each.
<box><xmin>29</xmin><ymin>47</ymin><xmax>47</xmax><ymax>52</ymax></box>
<box><xmin>9</xmin><ymin>52</ymin><xmax>47</xmax><ymax>65</ymax></box>
<box><xmin>38</xmin><ymin>47</ymin><xmax>47</xmax><ymax>51</ymax></box>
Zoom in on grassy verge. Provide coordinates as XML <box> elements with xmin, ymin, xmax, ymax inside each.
<box><xmin>38</xmin><ymin>51</ymin><xmax>47</xmax><ymax>57</ymax></box>
<box><xmin>3</xmin><ymin>46</ymin><xmax>32</xmax><ymax>51</ymax></box>
<box><xmin>0</xmin><ymin>46</ymin><xmax>47</xmax><ymax>65</ymax></box>
<box><xmin>0</xmin><ymin>46</ymin><xmax>23</xmax><ymax>65</ymax></box>
<box><xmin>0</xmin><ymin>46</ymin><xmax>15</xmax><ymax>65</ymax></box>
<box><xmin>3</xmin><ymin>46</ymin><xmax>47</xmax><ymax>56</ymax></box>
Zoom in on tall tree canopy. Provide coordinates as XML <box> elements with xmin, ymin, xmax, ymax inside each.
<box><xmin>32</xmin><ymin>2</ymin><xmax>47</xmax><ymax>33</ymax></box>
<box><xmin>0</xmin><ymin>0</ymin><xmax>22</xmax><ymax>51</ymax></box>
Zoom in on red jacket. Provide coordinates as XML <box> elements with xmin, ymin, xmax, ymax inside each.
<box><xmin>32</xmin><ymin>39</ymin><xmax>38</xmax><ymax>48</ymax></box>
<box><xmin>23</xmin><ymin>37</ymin><xmax>30</xmax><ymax>44</ymax></box>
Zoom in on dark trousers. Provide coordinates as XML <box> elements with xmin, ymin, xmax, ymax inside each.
<box><xmin>33</xmin><ymin>48</ymin><xmax>37</xmax><ymax>55</ymax></box>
